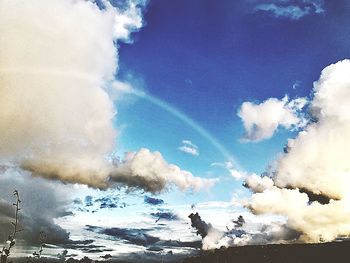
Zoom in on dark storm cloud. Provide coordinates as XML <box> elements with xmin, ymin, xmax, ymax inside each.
<box><xmin>85</xmin><ymin>225</ymin><xmax>201</xmax><ymax>249</ymax></box>
<box><xmin>144</xmin><ymin>196</ymin><xmax>164</xmax><ymax>206</ymax></box>
<box><xmin>61</xmin><ymin>239</ymin><xmax>112</xmax><ymax>253</ymax></box>
<box><xmin>150</xmin><ymin>211</ymin><xmax>179</xmax><ymax>222</ymax></box>
<box><xmin>86</xmin><ymin>225</ymin><xmax>160</xmax><ymax>246</ymax></box>
<box><xmin>75</xmin><ymin>194</ymin><xmax>128</xmax><ymax>212</ymax></box>
<box><xmin>95</xmin><ymin>196</ymin><xmax>127</xmax><ymax>209</ymax></box>
<box><xmin>188</xmin><ymin>213</ymin><xmax>211</xmax><ymax>238</ymax></box>
<box><xmin>0</xmin><ymin>169</ymin><xmax>73</xmax><ymax>245</ymax></box>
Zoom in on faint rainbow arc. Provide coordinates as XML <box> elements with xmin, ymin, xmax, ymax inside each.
<box><xmin>123</xmin><ymin>87</ymin><xmax>241</xmax><ymax>169</ymax></box>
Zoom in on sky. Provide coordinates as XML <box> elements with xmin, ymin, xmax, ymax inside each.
<box><xmin>116</xmin><ymin>0</ymin><xmax>350</xmax><ymax>198</ymax></box>
<box><xmin>1</xmin><ymin>0</ymin><xmax>350</xmax><ymax>262</ymax></box>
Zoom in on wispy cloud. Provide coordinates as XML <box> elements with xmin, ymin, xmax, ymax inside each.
<box><xmin>178</xmin><ymin>140</ymin><xmax>199</xmax><ymax>156</ymax></box>
<box><xmin>254</xmin><ymin>0</ymin><xmax>325</xmax><ymax>20</ymax></box>
<box><xmin>211</xmin><ymin>162</ymin><xmax>246</xmax><ymax>180</ymax></box>
<box><xmin>292</xmin><ymin>80</ymin><xmax>302</xmax><ymax>90</ymax></box>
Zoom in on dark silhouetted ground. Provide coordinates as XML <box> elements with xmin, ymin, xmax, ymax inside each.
<box><xmin>182</xmin><ymin>241</ymin><xmax>350</xmax><ymax>263</ymax></box>
<box><xmin>9</xmin><ymin>241</ymin><xmax>350</xmax><ymax>263</ymax></box>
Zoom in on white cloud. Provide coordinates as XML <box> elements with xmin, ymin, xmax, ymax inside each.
<box><xmin>244</xmin><ymin>174</ymin><xmax>274</xmax><ymax>193</ymax></box>
<box><xmin>178</xmin><ymin>146</ymin><xmax>199</xmax><ymax>156</ymax></box>
<box><xmin>245</xmin><ymin>59</ymin><xmax>350</xmax><ymax>242</ymax></box>
<box><xmin>238</xmin><ymin>95</ymin><xmax>308</xmax><ymax>142</ymax></box>
<box><xmin>111</xmin><ymin>148</ymin><xmax>217</xmax><ymax>193</ymax></box>
<box><xmin>178</xmin><ymin>140</ymin><xmax>199</xmax><ymax>156</ymax></box>
<box><xmin>211</xmin><ymin>162</ymin><xmax>247</xmax><ymax>180</ymax></box>
<box><xmin>254</xmin><ymin>0</ymin><xmax>325</xmax><ymax>20</ymax></box>
<box><xmin>0</xmin><ymin>0</ymin><xmax>212</xmax><ymax>193</ymax></box>
<box><xmin>0</xmin><ymin>0</ymin><xmax>126</xmax><ymax>187</ymax></box>
<box><xmin>274</xmin><ymin>60</ymin><xmax>350</xmax><ymax>200</ymax></box>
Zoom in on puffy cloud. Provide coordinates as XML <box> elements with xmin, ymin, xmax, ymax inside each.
<box><xmin>274</xmin><ymin>60</ymin><xmax>350</xmax><ymax>200</ymax></box>
<box><xmin>244</xmin><ymin>174</ymin><xmax>274</xmax><ymax>193</ymax></box>
<box><xmin>111</xmin><ymin>148</ymin><xmax>217</xmax><ymax>193</ymax></box>
<box><xmin>0</xmin><ymin>0</ymin><xmax>211</xmax><ymax>193</ymax></box>
<box><xmin>178</xmin><ymin>140</ymin><xmax>199</xmax><ymax>156</ymax></box>
<box><xmin>238</xmin><ymin>96</ymin><xmax>307</xmax><ymax>142</ymax></box>
<box><xmin>244</xmin><ymin>59</ymin><xmax>350</xmax><ymax>242</ymax></box>
<box><xmin>247</xmin><ymin>186</ymin><xmax>350</xmax><ymax>242</ymax></box>
<box><xmin>0</xmin><ymin>0</ymin><xmax>144</xmax><ymax>187</ymax></box>
<box><xmin>254</xmin><ymin>0</ymin><xmax>325</xmax><ymax>20</ymax></box>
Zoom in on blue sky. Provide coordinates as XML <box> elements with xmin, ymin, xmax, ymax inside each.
<box><xmin>115</xmin><ymin>0</ymin><xmax>350</xmax><ymax>201</ymax></box>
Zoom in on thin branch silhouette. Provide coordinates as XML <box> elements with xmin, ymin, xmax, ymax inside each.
<box><xmin>1</xmin><ymin>190</ymin><xmax>23</xmax><ymax>263</ymax></box>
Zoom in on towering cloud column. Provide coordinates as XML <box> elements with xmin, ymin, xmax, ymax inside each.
<box><xmin>245</xmin><ymin>60</ymin><xmax>350</xmax><ymax>242</ymax></box>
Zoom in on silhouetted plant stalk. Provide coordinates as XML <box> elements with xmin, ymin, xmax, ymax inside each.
<box><xmin>1</xmin><ymin>190</ymin><xmax>23</xmax><ymax>263</ymax></box>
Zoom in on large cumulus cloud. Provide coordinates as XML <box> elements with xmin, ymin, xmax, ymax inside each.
<box><xmin>245</xmin><ymin>60</ymin><xmax>350</xmax><ymax>242</ymax></box>
<box><xmin>0</xmin><ymin>0</ymin><xmax>212</xmax><ymax>193</ymax></box>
